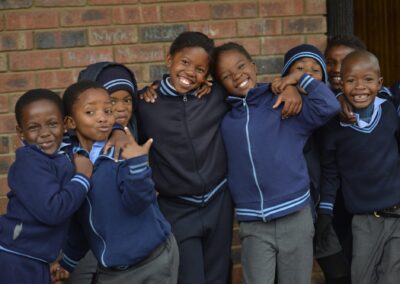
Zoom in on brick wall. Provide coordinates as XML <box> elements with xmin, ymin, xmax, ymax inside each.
<box><xmin>0</xmin><ymin>0</ymin><xmax>327</xmax><ymax>282</ymax></box>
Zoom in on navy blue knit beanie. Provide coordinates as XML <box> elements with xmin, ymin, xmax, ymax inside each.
<box><xmin>281</xmin><ymin>44</ymin><xmax>328</xmax><ymax>84</ymax></box>
<box><xmin>96</xmin><ymin>65</ymin><xmax>137</xmax><ymax>96</ymax></box>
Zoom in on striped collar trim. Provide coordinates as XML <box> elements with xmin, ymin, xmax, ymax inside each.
<box><xmin>340</xmin><ymin>97</ymin><xmax>386</xmax><ymax>133</ymax></box>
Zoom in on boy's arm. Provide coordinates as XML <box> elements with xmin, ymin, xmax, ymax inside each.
<box><xmin>59</xmin><ymin>216</ymin><xmax>91</xmax><ymax>273</ymax></box>
<box><xmin>9</xmin><ymin>150</ymin><xmax>90</xmax><ymax>225</ymax></box>
<box><xmin>117</xmin><ymin>155</ymin><xmax>157</xmax><ymax>215</ymax></box>
<box><xmin>295</xmin><ymin>74</ymin><xmax>341</xmax><ymax>132</ymax></box>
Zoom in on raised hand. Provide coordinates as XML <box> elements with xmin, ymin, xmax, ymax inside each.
<box><xmin>196</xmin><ymin>80</ymin><xmax>213</xmax><ymax>98</ymax></box>
<box><xmin>139</xmin><ymin>82</ymin><xmax>159</xmax><ymax>103</ymax></box>
<box><xmin>50</xmin><ymin>262</ymin><xmax>70</xmax><ymax>284</ymax></box>
<box><xmin>272</xmin><ymin>85</ymin><xmax>303</xmax><ymax>119</ymax></box>
<box><xmin>120</xmin><ymin>127</ymin><xmax>153</xmax><ymax>160</ymax></box>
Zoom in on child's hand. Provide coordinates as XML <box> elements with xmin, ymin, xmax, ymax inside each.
<box><xmin>272</xmin><ymin>85</ymin><xmax>302</xmax><ymax>119</ymax></box>
<box><xmin>196</xmin><ymin>80</ymin><xmax>213</xmax><ymax>98</ymax></box>
<box><xmin>120</xmin><ymin>127</ymin><xmax>153</xmax><ymax>160</ymax></box>
<box><xmin>74</xmin><ymin>154</ymin><xmax>93</xmax><ymax>178</ymax></box>
<box><xmin>103</xmin><ymin>129</ymin><xmax>130</xmax><ymax>161</ymax></box>
<box><xmin>271</xmin><ymin>71</ymin><xmax>303</xmax><ymax>94</ymax></box>
<box><xmin>139</xmin><ymin>82</ymin><xmax>159</xmax><ymax>103</ymax></box>
<box><xmin>337</xmin><ymin>95</ymin><xmax>356</xmax><ymax>124</ymax></box>
<box><xmin>50</xmin><ymin>262</ymin><xmax>70</xmax><ymax>284</ymax></box>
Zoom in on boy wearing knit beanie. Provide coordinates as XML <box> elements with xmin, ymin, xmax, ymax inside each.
<box><xmin>276</xmin><ymin>44</ymin><xmax>351</xmax><ymax>284</ymax></box>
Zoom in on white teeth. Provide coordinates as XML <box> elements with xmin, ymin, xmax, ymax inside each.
<box><xmin>332</xmin><ymin>76</ymin><xmax>341</xmax><ymax>81</ymax></box>
<box><xmin>180</xmin><ymin>77</ymin><xmax>190</xmax><ymax>86</ymax></box>
<box><xmin>354</xmin><ymin>95</ymin><xmax>368</xmax><ymax>101</ymax></box>
<box><xmin>239</xmin><ymin>79</ymin><xmax>248</xmax><ymax>88</ymax></box>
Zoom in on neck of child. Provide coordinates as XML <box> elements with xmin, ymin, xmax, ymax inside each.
<box><xmin>76</xmin><ymin>132</ymin><xmax>94</xmax><ymax>152</ymax></box>
<box><xmin>353</xmin><ymin>102</ymin><xmax>374</xmax><ymax>121</ymax></box>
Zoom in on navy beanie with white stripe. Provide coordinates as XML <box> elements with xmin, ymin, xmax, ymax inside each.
<box><xmin>96</xmin><ymin>65</ymin><xmax>137</xmax><ymax>96</ymax></box>
<box><xmin>281</xmin><ymin>44</ymin><xmax>328</xmax><ymax>84</ymax></box>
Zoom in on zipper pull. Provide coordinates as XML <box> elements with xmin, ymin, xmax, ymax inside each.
<box><xmin>183</xmin><ymin>95</ymin><xmax>187</xmax><ymax>102</ymax></box>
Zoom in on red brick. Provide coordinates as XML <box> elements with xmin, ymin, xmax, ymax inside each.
<box><xmin>62</xmin><ymin>48</ymin><xmax>113</xmax><ymax>68</ymax></box>
<box><xmin>0</xmin><ymin>73</ymin><xmax>35</xmax><ymax>93</ymax></box>
<box><xmin>0</xmin><ymin>136</ymin><xmax>9</xmax><ymax>154</ymax></box>
<box><xmin>141</xmin><ymin>0</ymin><xmax>185</xmax><ymax>2</ymax></box>
<box><xmin>215</xmin><ymin>38</ymin><xmax>261</xmax><ymax>56</ymax></box>
<box><xmin>0</xmin><ymin>31</ymin><xmax>33</xmax><ymax>51</ymax></box>
<box><xmin>36</xmin><ymin>0</ymin><xmax>86</xmax><ymax>6</ymax></box>
<box><xmin>306</xmin><ymin>34</ymin><xmax>327</xmax><ymax>51</ymax></box>
<box><xmin>211</xmin><ymin>2</ymin><xmax>257</xmax><ymax>19</ymax></box>
<box><xmin>10</xmin><ymin>51</ymin><xmax>61</xmax><ymax>71</ymax></box>
<box><xmin>0</xmin><ymin>115</ymin><xmax>17</xmax><ymax>134</ymax></box>
<box><xmin>0</xmin><ymin>54</ymin><xmax>6</xmax><ymax>72</ymax></box>
<box><xmin>0</xmin><ymin>175</ymin><xmax>10</xmax><ymax>196</ymax></box>
<box><xmin>115</xmin><ymin>44</ymin><xmax>164</xmax><ymax>64</ymax></box>
<box><xmin>189</xmin><ymin>21</ymin><xmax>237</xmax><ymax>39</ymax></box>
<box><xmin>5</xmin><ymin>11</ymin><xmax>59</xmax><ymax>30</ymax></box>
<box><xmin>260</xmin><ymin>0</ymin><xmax>303</xmax><ymax>17</ymax></box>
<box><xmin>61</xmin><ymin>9</ymin><xmax>111</xmax><ymax>27</ymax></box>
<box><xmin>261</xmin><ymin>36</ymin><xmax>304</xmax><ymax>55</ymax></box>
<box><xmin>11</xmin><ymin>134</ymin><xmax>21</xmax><ymax>153</ymax></box>
<box><xmin>237</xmin><ymin>19</ymin><xmax>281</xmax><ymax>37</ymax></box>
<box><xmin>162</xmin><ymin>3</ymin><xmax>209</xmax><ymax>22</ymax></box>
<box><xmin>305</xmin><ymin>0</ymin><xmax>326</xmax><ymax>15</ymax></box>
<box><xmin>89</xmin><ymin>26</ymin><xmax>138</xmax><ymax>46</ymax></box>
<box><xmin>258</xmin><ymin>74</ymin><xmax>280</xmax><ymax>83</ymax></box>
<box><xmin>89</xmin><ymin>0</ymin><xmax>138</xmax><ymax>4</ymax></box>
<box><xmin>0</xmin><ymin>96</ymin><xmax>9</xmax><ymax>113</ymax></box>
<box><xmin>0</xmin><ymin>197</ymin><xmax>9</xmax><ymax>215</ymax></box>
<box><xmin>0</xmin><ymin>155</ymin><xmax>13</xmax><ymax>174</ymax></box>
<box><xmin>113</xmin><ymin>6</ymin><xmax>159</xmax><ymax>24</ymax></box>
<box><xmin>283</xmin><ymin>17</ymin><xmax>326</xmax><ymax>35</ymax></box>
<box><xmin>36</xmin><ymin>70</ymin><xmax>75</xmax><ymax>89</ymax></box>
<box><xmin>0</xmin><ymin>16</ymin><xmax>4</xmax><ymax>31</ymax></box>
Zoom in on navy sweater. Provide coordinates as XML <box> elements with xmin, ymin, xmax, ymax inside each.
<box><xmin>0</xmin><ymin>144</ymin><xmax>90</xmax><ymax>263</ymax></box>
<box><xmin>60</xmin><ymin>147</ymin><xmax>171</xmax><ymax>271</ymax></box>
<box><xmin>222</xmin><ymin>74</ymin><xmax>340</xmax><ymax>222</ymax></box>
<box><xmin>319</xmin><ymin>97</ymin><xmax>400</xmax><ymax>214</ymax></box>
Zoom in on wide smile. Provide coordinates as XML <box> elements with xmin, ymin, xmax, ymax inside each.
<box><xmin>352</xmin><ymin>94</ymin><xmax>370</xmax><ymax>103</ymax></box>
<box><xmin>178</xmin><ymin>76</ymin><xmax>194</xmax><ymax>87</ymax></box>
<box><xmin>237</xmin><ymin>78</ymin><xmax>250</xmax><ymax>89</ymax></box>
<box><xmin>39</xmin><ymin>141</ymin><xmax>55</xmax><ymax>148</ymax></box>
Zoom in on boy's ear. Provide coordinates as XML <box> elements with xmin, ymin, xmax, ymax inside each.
<box><xmin>16</xmin><ymin>125</ymin><xmax>23</xmax><ymax>140</ymax></box>
<box><xmin>166</xmin><ymin>54</ymin><xmax>172</xmax><ymax>68</ymax></box>
<box><xmin>378</xmin><ymin>76</ymin><xmax>383</xmax><ymax>89</ymax></box>
<box><xmin>65</xmin><ymin>116</ymin><xmax>76</xmax><ymax>130</ymax></box>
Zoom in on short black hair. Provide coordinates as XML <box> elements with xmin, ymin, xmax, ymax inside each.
<box><xmin>341</xmin><ymin>50</ymin><xmax>381</xmax><ymax>76</ymax></box>
<box><xmin>210</xmin><ymin>42</ymin><xmax>252</xmax><ymax>80</ymax></box>
<box><xmin>15</xmin><ymin>89</ymin><xmax>63</xmax><ymax>127</ymax></box>
<box><xmin>169</xmin><ymin>31</ymin><xmax>214</xmax><ymax>58</ymax></box>
<box><xmin>325</xmin><ymin>35</ymin><xmax>367</xmax><ymax>56</ymax></box>
<box><xmin>63</xmin><ymin>80</ymin><xmax>107</xmax><ymax>117</ymax></box>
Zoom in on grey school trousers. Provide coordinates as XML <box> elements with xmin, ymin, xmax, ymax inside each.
<box><xmin>240</xmin><ymin>206</ymin><xmax>314</xmax><ymax>284</ymax></box>
<box><xmin>95</xmin><ymin>234</ymin><xmax>179</xmax><ymax>284</ymax></box>
<box><xmin>352</xmin><ymin>214</ymin><xmax>400</xmax><ymax>284</ymax></box>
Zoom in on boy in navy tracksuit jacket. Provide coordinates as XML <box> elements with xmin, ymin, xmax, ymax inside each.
<box><xmin>0</xmin><ymin>89</ymin><xmax>91</xmax><ymax>284</ymax></box>
<box><xmin>318</xmin><ymin>50</ymin><xmax>400</xmax><ymax>283</ymax></box>
<box><xmin>212</xmin><ymin>42</ymin><xmax>340</xmax><ymax>284</ymax></box>
<box><xmin>58</xmin><ymin>81</ymin><xmax>178</xmax><ymax>284</ymax></box>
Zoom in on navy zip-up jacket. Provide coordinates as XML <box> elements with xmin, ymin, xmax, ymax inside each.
<box><xmin>60</xmin><ymin>146</ymin><xmax>171</xmax><ymax>271</ymax></box>
<box><xmin>136</xmin><ymin>75</ymin><xmax>229</xmax><ymax>199</ymax></box>
<box><xmin>0</xmin><ymin>144</ymin><xmax>90</xmax><ymax>263</ymax></box>
<box><xmin>222</xmin><ymin>74</ymin><xmax>340</xmax><ymax>222</ymax></box>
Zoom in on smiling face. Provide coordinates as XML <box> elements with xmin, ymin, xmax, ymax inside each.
<box><xmin>215</xmin><ymin>49</ymin><xmax>257</xmax><ymax>97</ymax></box>
<box><xmin>288</xmin><ymin>57</ymin><xmax>323</xmax><ymax>81</ymax></box>
<box><xmin>341</xmin><ymin>55</ymin><xmax>383</xmax><ymax>109</ymax></box>
<box><xmin>110</xmin><ymin>90</ymin><xmax>132</xmax><ymax>127</ymax></box>
<box><xmin>17</xmin><ymin>99</ymin><xmax>65</xmax><ymax>155</ymax></box>
<box><xmin>326</xmin><ymin>45</ymin><xmax>356</xmax><ymax>91</ymax></box>
<box><xmin>166</xmin><ymin>47</ymin><xmax>209</xmax><ymax>95</ymax></box>
<box><xmin>67</xmin><ymin>88</ymin><xmax>115</xmax><ymax>150</ymax></box>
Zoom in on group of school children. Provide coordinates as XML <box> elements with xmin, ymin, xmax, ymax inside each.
<box><xmin>0</xmin><ymin>30</ymin><xmax>399</xmax><ymax>284</ymax></box>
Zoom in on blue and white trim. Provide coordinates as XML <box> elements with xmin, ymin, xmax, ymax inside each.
<box><xmin>178</xmin><ymin>178</ymin><xmax>227</xmax><ymax>204</ymax></box>
<box><xmin>0</xmin><ymin>245</ymin><xmax>47</xmax><ymax>263</ymax></box>
<box><xmin>235</xmin><ymin>190</ymin><xmax>310</xmax><ymax>221</ymax></box>
<box><xmin>71</xmin><ymin>174</ymin><xmax>90</xmax><ymax>193</ymax></box>
<box><xmin>103</xmin><ymin>78</ymin><xmax>136</xmax><ymax>94</ymax></box>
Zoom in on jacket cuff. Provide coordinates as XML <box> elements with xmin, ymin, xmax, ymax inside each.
<box><xmin>299</xmin><ymin>74</ymin><xmax>320</xmax><ymax>93</ymax></box>
<box><xmin>71</xmin><ymin>173</ymin><xmax>91</xmax><ymax>193</ymax></box>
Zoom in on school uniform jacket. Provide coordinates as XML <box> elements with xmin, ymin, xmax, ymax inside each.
<box><xmin>222</xmin><ymin>75</ymin><xmax>340</xmax><ymax>222</ymax></box>
<box><xmin>319</xmin><ymin>97</ymin><xmax>400</xmax><ymax>215</ymax></box>
<box><xmin>136</xmin><ymin>75</ymin><xmax>229</xmax><ymax>202</ymax></box>
<box><xmin>0</xmin><ymin>144</ymin><xmax>90</xmax><ymax>263</ymax></box>
<box><xmin>60</xmin><ymin>146</ymin><xmax>171</xmax><ymax>271</ymax></box>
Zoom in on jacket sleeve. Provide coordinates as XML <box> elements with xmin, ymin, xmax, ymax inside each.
<box><xmin>117</xmin><ymin>154</ymin><xmax>156</xmax><ymax>215</ymax></box>
<box><xmin>294</xmin><ymin>74</ymin><xmax>341</xmax><ymax>133</ymax></box>
<box><xmin>59</xmin><ymin>216</ymin><xmax>90</xmax><ymax>273</ymax></box>
<box><xmin>318</xmin><ymin>122</ymin><xmax>340</xmax><ymax>215</ymax></box>
<box><xmin>8</xmin><ymin>149</ymin><xmax>90</xmax><ymax>225</ymax></box>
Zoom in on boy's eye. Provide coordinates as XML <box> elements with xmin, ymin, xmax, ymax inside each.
<box><xmin>85</xmin><ymin>111</ymin><xmax>94</xmax><ymax>115</ymax></box>
<box><xmin>28</xmin><ymin>125</ymin><xmax>40</xmax><ymax>131</ymax></box>
<box><xmin>345</xmin><ymin>78</ymin><xmax>354</xmax><ymax>83</ymax></box>
<box><xmin>221</xmin><ymin>74</ymin><xmax>231</xmax><ymax>81</ymax></box>
<box><xmin>296</xmin><ymin>66</ymin><xmax>304</xmax><ymax>71</ymax></box>
<box><xmin>313</xmin><ymin>69</ymin><xmax>321</xmax><ymax>73</ymax></box>
<box><xmin>238</xmin><ymin>63</ymin><xmax>245</xmax><ymax>70</ymax></box>
<box><xmin>181</xmin><ymin>59</ymin><xmax>189</xmax><ymax>65</ymax></box>
<box><xmin>196</xmin><ymin>67</ymin><xmax>205</xmax><ymax>74</ymax></box>
<box><xmin>124</xmin><ymin>98</ymin><xmax>132</xmax><ymax>104</ymax></box>
<box><xmin>110</xmin><ymin>99</ymin><xmax>116</xmax><ymax>106</ymax></box>
<box><xmin>105</xmin><ymin>108</ymin><xmax>113</xmax><ymax>115</ymax></box>
<box><xmin>48</xmin><ymin>121</ymin><xmax>59</xmax><ymax>128</ymax></box>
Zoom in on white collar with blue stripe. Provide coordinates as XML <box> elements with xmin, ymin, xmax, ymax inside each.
<box><xmin>73</xmin><ymin>141</ymin><xmax>116</xmax><ymax>163</ymax></box>
<box><xmin>340</xmin><ymin>97</ymin><xmax>386</xmax><ymax>133</ymax></box>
